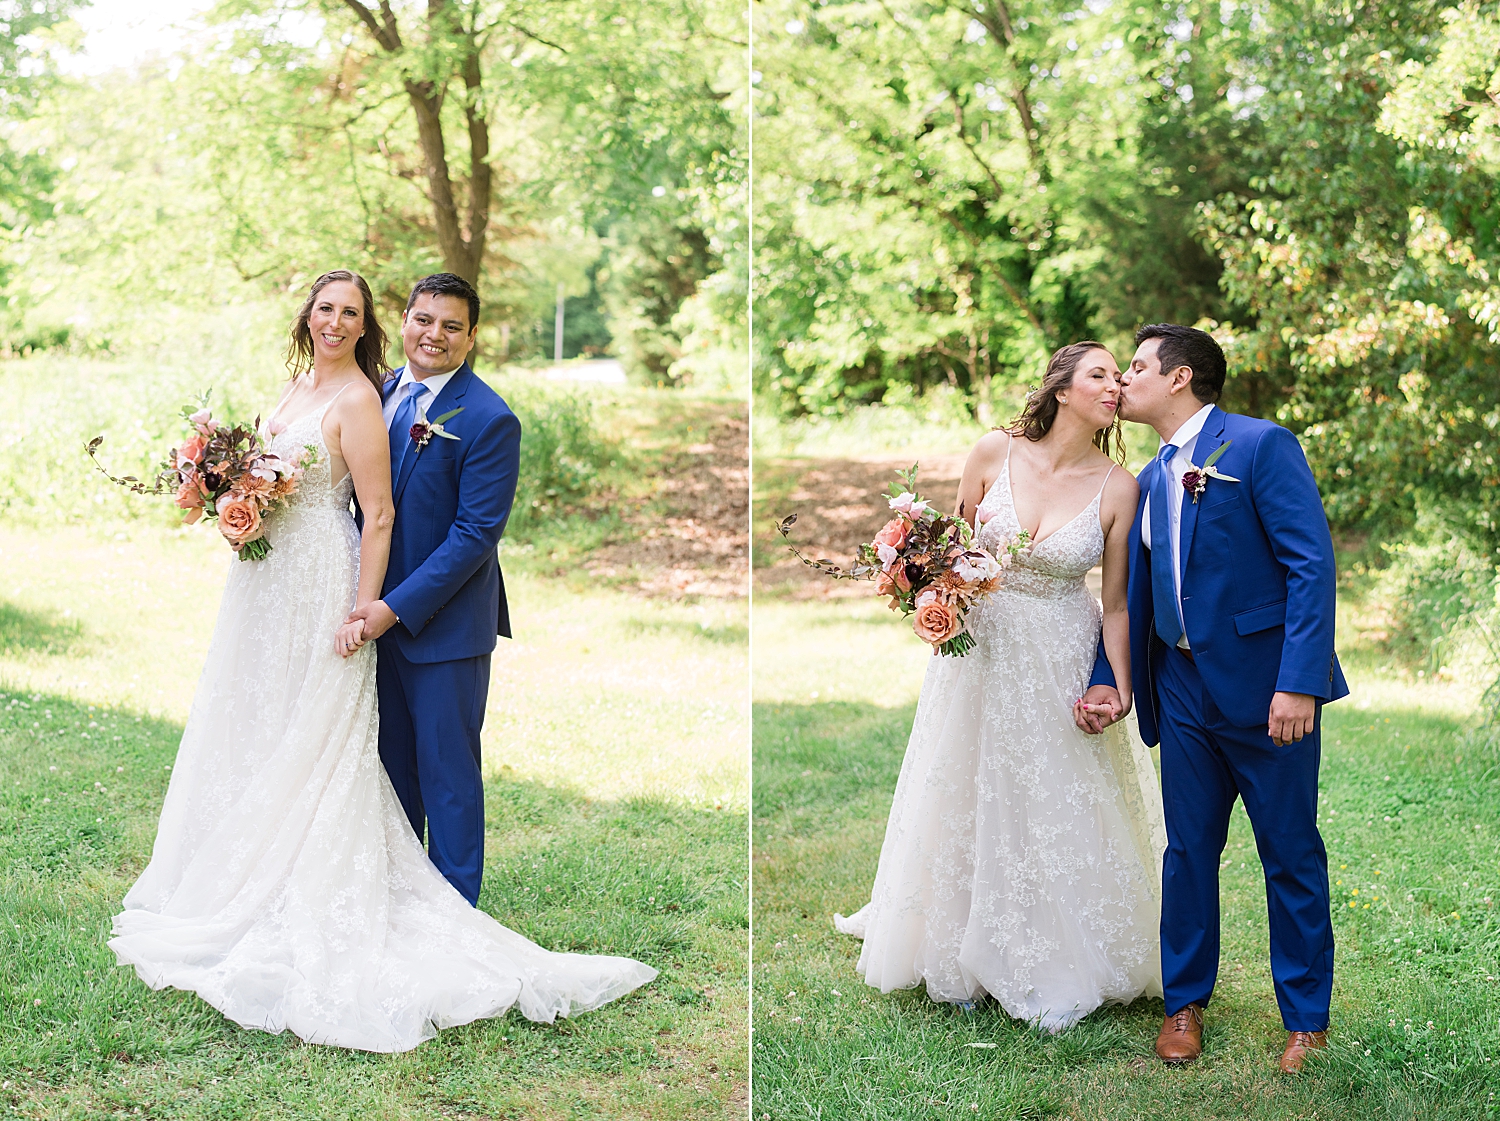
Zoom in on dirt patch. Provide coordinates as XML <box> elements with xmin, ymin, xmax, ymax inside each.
<box><xmin>587</xmin><ymin>408</ymin><xmax>748</xmax><ymax>599</ymax></box>
<box><xmin>754</xmin><ymin>455</ymin><xmax>968</xmax><ymax>598</ymax></box>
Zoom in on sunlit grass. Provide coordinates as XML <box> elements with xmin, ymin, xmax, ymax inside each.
<box><xmin>752</xmin><ymin>594</ymin><xmax>1500</xmax><ymax>1120</ymax></box>
<box><xmin>0</xmin><ymin>361</ymin><xmax>748</xmax><ymax>1116</ymax></box>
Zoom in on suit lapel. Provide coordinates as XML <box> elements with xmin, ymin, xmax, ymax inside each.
<box><xmin>1177</xmin><ymin>405</ymin><xmax>1226</xmax><ymax>583</ymax></box>
<box><xmin>393</xmin><ymin>363</ymin><xmax>474</xmax><ymax>506</ymax></box>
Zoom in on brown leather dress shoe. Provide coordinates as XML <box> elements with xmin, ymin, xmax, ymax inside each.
<box><xmin>1278</xmin><ymin>1030</ymin><xmax>1328</xmax><ymax>1073</ymax></box>
<box><xmin>1155</xmin><ymin>1003</ymin><xmax>1204</xmax><ymax>1063</ymax></box>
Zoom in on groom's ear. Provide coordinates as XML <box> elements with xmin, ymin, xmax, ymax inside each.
<box><xmin>1167</xmin><ymin>364</ymin><xmax>1196</xmax><ymax>395</ymax></box>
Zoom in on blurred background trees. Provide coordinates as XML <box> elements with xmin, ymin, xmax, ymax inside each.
<box><xmin>0</xmin><ymin>0</ymin><xmax>746</xmax><ymax>386</ymax></box>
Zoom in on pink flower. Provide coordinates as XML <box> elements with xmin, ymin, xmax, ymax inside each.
<box><xmin>953</xmin><ymin>552</ymin><xmax>1001</xmax><ymax>584</ymax></box>
<box><xmin>216</xmin><ymin>492</ymin><xmax>264</xmax><ymax>548</ymax></box>
<box><xmin>873</xmin><ymin>517</ymin><xmax>910</xmax><ymax>553</ymax></box>
<box><xmin>892</xmin><ymin>563</ymin><xmax>912</xmax><ymax>592</ymax></box>
<box><xmin>188</xmin><ymin>408</ymin><xmax>215</xmax><ymax>437</ymax></box>
<box><xmin>174</xmin><ymin>478</ymin><xmax>204</xmax><ymax>512</ymax></box>
<box><xmin>888</xmin><ymin>491</ymin><xmax>917</xmax><ymax>514</ymax></box>
<box><xmin>912</xmin><ymin>588</ymin><xmax>963</xmax><ymax>646</ymax></box>
<box><xmin>177</xmin><ymin>434</ymin><xmax>206</xmax><ymax>465</ymax></box>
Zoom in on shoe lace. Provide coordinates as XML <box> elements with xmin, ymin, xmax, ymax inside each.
<box><xmin>1171</xmin><ymin>1006</ymin><xmax>1200</xmax><ymax>1033</ymax></box>
<box><xmin>1288</xmin><ymin>1031</ymin><xmax>1317</xmax><ymax>1047</ymax></box>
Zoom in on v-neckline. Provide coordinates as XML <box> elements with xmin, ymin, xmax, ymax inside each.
<box><xmin>1001</xmin><ymin>457</ymin><xmax>1105</xmax><ymax>549</ymax></box>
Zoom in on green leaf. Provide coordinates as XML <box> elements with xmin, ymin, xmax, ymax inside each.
<box><xmin>1202</xmin><ymin>441</ymin><xmax>1233</xmax><ymax>471</ymax></box>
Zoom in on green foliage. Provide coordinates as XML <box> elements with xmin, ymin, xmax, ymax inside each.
<box><xmin>752</xmin><ymin>0</ymin><xmax>1252</xmax><ymax>414</ymax></box>
<box><xmin>491</xmin><ymin>375</ymin><xmax>615</xmax><ymax>536</ymax></box>
<box><xmin>0</xmin><ymin>352</ymin><xmax>618</xmax><ymax>549</ymax></box>
<box><xmin>0</xmin><ymin>0</ymin><xmax>747</xmax><ymax>392</ymax></box>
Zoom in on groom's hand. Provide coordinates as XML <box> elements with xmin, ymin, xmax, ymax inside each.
<box><xmin>1268</xmin><ymin>691</ymin><xmax>1316</xmax><ymax>746</ymax></box>
<box><xmin>1075</xmin><ymin>685</ymin><xmax>1123</xmax><ymax>734</ymax></box>
<box><xmin>345</xmin><ymin>600</ymin><xmax>399</xmax><ymax>641</ymax></box>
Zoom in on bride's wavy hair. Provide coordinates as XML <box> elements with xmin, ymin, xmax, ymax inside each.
<box><xmin>286</xmin><ymin>270</ymin><xmax>391</xmax><ymax>393</ymax></box>
<box><xmin>1004</xmin><ymin>340</ymin><xmax>1126</xmax><ymax>464</ymax></box>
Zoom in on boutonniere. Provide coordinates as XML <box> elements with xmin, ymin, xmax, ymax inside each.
<box><xmin>409</xmin><ymin>406</ymin><xmax>464</xmax><ymax>451</ymax></box>
<box><xmin>1181</xmin><ymin>441</ymin><xmax>1240</xmax><ymax>503</ymax></box>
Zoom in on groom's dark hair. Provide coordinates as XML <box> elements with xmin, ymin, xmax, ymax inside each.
<box><xmin>1136</xmin><ymin>323</ymin><xmax>1225</xmax><ymax>403</ymax></box>
<box><xmin>406</xmin><ymin>273</ymin><xmax>481</xmax><ymax>334</ymax></box>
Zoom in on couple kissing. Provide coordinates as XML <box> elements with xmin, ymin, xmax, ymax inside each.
<box><xmin>837</xmin><ymin>323</ymin><xmax>1345</xmax><ymax>1075</ymax></box>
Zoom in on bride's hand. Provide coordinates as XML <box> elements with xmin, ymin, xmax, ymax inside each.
<box><xmin>335</xmin><ymin>619</ymin><xmax>367</xmax><ymax>659</ymax></box>
<box><xmin>1074</xmin><ymin>685</ymin><xmax>1123</xmax><ymax>734</ymax></box>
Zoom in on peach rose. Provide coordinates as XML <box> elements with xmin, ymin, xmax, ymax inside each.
<box><xmin>216</xmin><ymin>492</ymin><xmax>264</xmax><ymax>548</ymax></box>
<box><xmin>174</xmin><ymin>477</ymin><xmax>205</xmax><ymax>511</ymax></box>
<box><xmin>873</xmin><ymin>517</ymin><xmax>909</xmax><ymax>552</ymax></box>
<box><xmin>875</xmin><ymin>570</ymin><xmax>898</xmax><ymax>598</ymax></box>
<box><xmin>177</xmin><ymin>434</ymin><xmax>207</xmax><ymax>465</ymax></box>
<box><xmin>912</xmin><ymin>588</ymin><xmax>963</xmax><ymax>646</ymax></box>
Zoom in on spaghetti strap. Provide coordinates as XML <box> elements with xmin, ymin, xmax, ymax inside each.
<box><xmin>266</xmin><ymin>380</ymin><xmax>300</xmax><ymax>426</ymax></box>
<box><xmin>321</xmin><ymin>381</ymin><xmax>354</xmax><ymax>412</ymax></box>
<box><xmin>1094</xmin><ymin>464</ymin><xmax>1115</xmax><ymax>500</ymax></box>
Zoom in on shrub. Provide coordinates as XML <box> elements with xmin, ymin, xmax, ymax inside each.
<box><xmin>481</xmin><ymin>375</ymin><xmax>614</xmax><ymax>541</ymax></box>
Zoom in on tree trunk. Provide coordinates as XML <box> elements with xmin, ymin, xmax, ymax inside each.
<box><xmin>342</xmin><ymin>0</ymin><xmax>491</xmax><ymax>285</ymax></box>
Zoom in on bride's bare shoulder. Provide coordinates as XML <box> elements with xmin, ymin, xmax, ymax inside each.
<box><xmin>1099</xmin><ymin>455</ymin><xmax>1140</xmax><ymax>514</ymax></box>
<box><xmin>965</xmin><ymin>428</ymin><xmax>1011</xmax><ymax>468</ymax></box>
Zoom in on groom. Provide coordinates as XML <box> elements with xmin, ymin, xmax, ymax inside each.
<box><xmin>348</xmin><ymin>272</ymin><xmax>522</xmax><ymax>907</ymax></box>
<box><xmin>1080</xmin><ymin>324</ymin><xmax>1347</xmax><ymax>1073</ymax></box>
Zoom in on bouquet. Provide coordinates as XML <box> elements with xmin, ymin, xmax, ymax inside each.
<box><xmin>87</xmin><ymin>397</ymin><xmax>317</xmax><ymax>561</ymax></box>
<box><xmin>779</xmin><ymin>465</ymin><xmax>1030</xmax><ymax>656</ymax></box>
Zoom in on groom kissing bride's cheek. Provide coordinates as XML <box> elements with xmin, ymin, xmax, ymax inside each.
<box><xmin>108</xmin><ymin>270</ymin><xmax>655</xmax><ymax>1053</ymax></box>
<box><xmin>832</xmin><ymin>326</ymin><xmax>1342</xmax><ymax>1074</ymax></box>
<box><xmin>1081</xmin><ymin>323</ymin><xmax>1346</xmax><ymax>1074</ymax></box>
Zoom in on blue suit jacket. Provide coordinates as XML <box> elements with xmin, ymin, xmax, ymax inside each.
<box><xmin>1091</xmin><ymin>406</ymin><xmax>1348</xmax><ymax>744</ymax></box>
<box><xmin>378</xmin><ymin>362</ymin><xmax>521</xmax><ymax>663</ymax></box>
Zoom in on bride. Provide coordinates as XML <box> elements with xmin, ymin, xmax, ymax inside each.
<box><xmin>835</xmin><ymin>341</ymin><xmax>1166</xmax><ymax>1031</ymax></box>
<box><xmin>109</xmin><ymin>271</ymin><xmax>655</xmax><ymax>1052</ymax></box>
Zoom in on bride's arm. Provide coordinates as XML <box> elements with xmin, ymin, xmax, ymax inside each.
<box><xmin>1097</xmin><ymin>469</ymin><xmax>1139</xmax><ymax>718</ymax></box>
<box><xmin>328</xmin><ymin>384</ymin><xmax>395</xmax><ymax>624</ymax></box>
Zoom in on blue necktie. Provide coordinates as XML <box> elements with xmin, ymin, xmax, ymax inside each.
<box><xmin>1150</xmin><ymin>443</ymin><xmax>1183</xmax><ymax>648</ymax></box>
<box><xmin>389</xmin><ymin>383</ymin><xmax>427</xmax><ymax>478</ymax></box>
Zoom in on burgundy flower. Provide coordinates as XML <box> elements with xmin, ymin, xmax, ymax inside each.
<box><xmin>1182</xmin><ymin>469</ymin><xmax>1207</xmax><ymax>503</ymax></box>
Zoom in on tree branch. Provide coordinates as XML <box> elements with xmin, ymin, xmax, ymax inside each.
<box><xmin>339</xmin><ymin>0</ymin><xmax>402</xmax><ymax>52</ymax></box>
<box><xmin>960</xmin><ymin>0</ymin><xmax>1047</xmax><ymax>180</ymax></box>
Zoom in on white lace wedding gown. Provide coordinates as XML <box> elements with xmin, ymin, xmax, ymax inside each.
<box><xmin>110</xmin><ymin>396</ymin><xmax>656</xmax><ymax>1052</ymax></box>
<box><xmin>835</xmin><ymin>451</ymin><xmax>1166</xmax><ymax>1031</ymax></box>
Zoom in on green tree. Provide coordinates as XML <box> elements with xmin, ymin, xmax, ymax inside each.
<box><xmin>752</xmin><ymin>0</ymin><xmax>1257</xmax><ymax>415</ymax></box>
<box><xmin>1198</xmin><ymin>0</ymin><xmax>1500</xmax><ymax>555</ymax></box>
<box><xmin>0</xmin><ymin>0</ymin><xmax>87</xmax><ymax>302</ymax></box>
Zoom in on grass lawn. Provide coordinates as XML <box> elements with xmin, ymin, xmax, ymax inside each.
<box><xmin>751</xmin><ymin>592</ymin><xmax>1500</xmax><ymax>1120</ymax></box>
<box><xmin>0</xmin><ymin>364</ymin><xmax>748</xmax><ymax>1117</ymax></box>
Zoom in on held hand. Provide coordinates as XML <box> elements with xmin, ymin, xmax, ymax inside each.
<box><xmin>334</xmin><ymin>619</ymin><xmax>367</xmax><ymax>659</ymax></box>
<box><xmin>1268</xmin><ymin>691</ymin><xmax>1317</xmax><ymax>746</ymax></box>
<box><xmin>344</xmin><ymin>599</ymin><xmax>399</xmax><ymax>642</ymax></box>
<box><xmin>1074</xmin><ymin>685</ymin><xmax>1124</xmax><ymax>735</ymax></box>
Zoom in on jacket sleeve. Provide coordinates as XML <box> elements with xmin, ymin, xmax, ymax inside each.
<box><xmin>1249</xmin><ymin>425</ymin><xmax>1339</xmax><ymax>698</ymax></box>
<box><xmin>1088</xmin><ymin>636</ymin><xmax>1116</xmax><ymax>689</ymax></box>
<box><xmin>384</xmin><ymin>408</ymin><xmax>522</xmax><ymax>637</ymax></box>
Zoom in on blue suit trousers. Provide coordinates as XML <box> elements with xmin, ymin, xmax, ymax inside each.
<box><xmin>376</xmin><ymin>639</ymin><xmax>492</xmax><ymax>906</ymax></box>
<box><xmin>1156</xmin><ymin>645</ymin><xmax>1334</xmax><ymax>1031</ymax></box>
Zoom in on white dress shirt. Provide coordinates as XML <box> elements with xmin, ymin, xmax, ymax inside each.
<box><xmin>1140</xmin><ymin>402</ymin><xmax>1215</xmax><ymax>649</ymax></box>
<box><xmin>382</xmin><ymin>366</ymin><xmax>459</xmax><ymax>428</ymax></box>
